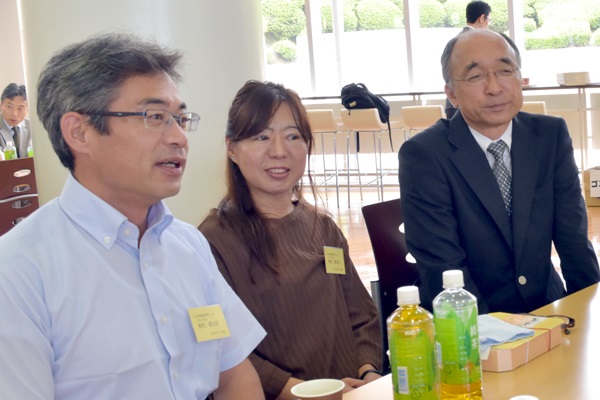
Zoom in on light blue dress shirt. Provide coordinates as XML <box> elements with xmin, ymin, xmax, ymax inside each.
<box><xmin>0</xmin><ymin>174</ymin><xmax>266</xmax><ymax>399</ymax></box>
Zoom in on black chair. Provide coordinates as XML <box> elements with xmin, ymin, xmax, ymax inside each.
<box><xmin>361</xmin><ymin>198</ymin><xmax>419</xmax><ymax>373</ymax></box>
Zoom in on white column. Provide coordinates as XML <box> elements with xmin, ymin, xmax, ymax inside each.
<box><xmin>19</xmin><ymin>0</ymin><xmax>264</xmax><ymax>224</ymax></box>
<box><xmin>0</xmin><ymin>0</ymin><xmax>25</xmax><ymax>89</ymax></box>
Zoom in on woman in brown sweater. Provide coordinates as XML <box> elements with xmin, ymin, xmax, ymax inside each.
<box><xmin>199</xmin><ymin>80</ymin><xmax>382</xmax><ymax>400</ymax></box>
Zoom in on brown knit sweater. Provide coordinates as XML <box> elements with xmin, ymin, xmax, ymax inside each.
<box><xmin>199</xmin><ymin>202</ymin><xmax>381</xmax><ymax>399</ymax></box>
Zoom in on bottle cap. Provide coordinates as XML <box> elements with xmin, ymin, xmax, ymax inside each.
<box><xmin>397</xmin><ymin>286</ymin><xmax>420</xmax><ymax>305</ymax></box>
<box><xmin>442</xmin><ymin>270</ymin><xmax>464</xmax><ymax>288</ymax></box>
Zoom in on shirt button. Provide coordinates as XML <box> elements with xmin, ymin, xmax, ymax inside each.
<box><xmin>518</xmin><ymin>276</ymin><xmax>527</xmax><ymax>285</ymax></box>
<box><xmin>160</xmin><ymin>316</ymin><xmax>167</xmax><ymax>324</ymax></box>
<box><xmin>124</xmin><ymin>229</ymin><xmax>131</xmax><ymax>235</ymax></box>
<box><xmin>173</xmin><ymin>372</ymin><xmax>179</xmax><ymax>379</ymax></box>
<box><xmin>143</xmin><ymin>262</ymin><xmax>149</xmax><ymax>270</ymax></box>
<box><xmin>103</xmin><ymin>236</ymin><xmax>111</xmax><ymax>244</ymax></box>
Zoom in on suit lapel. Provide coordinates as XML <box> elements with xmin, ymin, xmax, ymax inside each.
<box><xmin>0</xmin><ymin>117</ymin><xmax>31</xmax><ymax>154</ymax></box>
<box><xmin>448</xmin><ymin>114</ymin><xmax>513</xmax><ymax>249</ymax></box>
<box><xmin>0</xmin><ymin>117</ymin><xmax>11</xmax><ymax>147</ymax></box>
<box><xmin>511</xmin><ymin>114</ymin><xmax>543</xmax><ymax>264</ymax></box>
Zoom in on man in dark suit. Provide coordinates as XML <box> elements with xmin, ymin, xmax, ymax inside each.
<box><xmin>0</xmin><ymin>83</ymin><xmax>32</xmax><ymax>158</ymax></box>
<box><xmin>399</xmin><ymin>29</ymin><xmax>600</xmax><ymax>313</ymax></box>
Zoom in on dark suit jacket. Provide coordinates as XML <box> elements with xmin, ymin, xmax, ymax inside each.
<box><xmin>0</xmin><ymin>117</ymin><xmax>32</xmax><ymax>158</ymax></box>
<box><xmin>398</xmin><ymin>111</ymin><xmax>600</xmax><ymax>313</ymax></box>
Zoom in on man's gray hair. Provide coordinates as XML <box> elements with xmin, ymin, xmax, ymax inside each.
<box><xmin>441</xmin><ymin>30</ymin><xmax>521</xmax><ymax>87</ymax></box>
<box><xmin>37</xmin><ymin>32</ymin><xmax>183</xmax><ymax>171</ymax></box>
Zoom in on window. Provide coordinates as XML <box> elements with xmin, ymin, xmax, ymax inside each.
<box><xmin>262</xmin><ymin>0</ymin><xmax>600</xmax><ymax>96</ymax></box>
<box><xmin>520</xmin><ymin>0</ymin><xmax>600</xmax><ymax>86</ymax></box>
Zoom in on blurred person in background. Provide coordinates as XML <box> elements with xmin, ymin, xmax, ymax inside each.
<box><xmin>0</xmin><ymin>83</ymin><xmax>32</xmax><ymax>157</ymax></box>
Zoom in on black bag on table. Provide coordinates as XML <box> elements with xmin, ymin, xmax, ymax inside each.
<box><xmin>341</xmin><ymin>82</ymin><xmax>393</xmax><ymax>151</ymax></box>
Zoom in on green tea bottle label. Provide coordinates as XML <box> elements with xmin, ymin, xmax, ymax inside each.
<box><xmin>388</xmin><ymin>286</ymin><xmax>440</xmax><ymax>400</ymax></box>
<box><xmin>433</xmin><ymin>270</ymin><xmax>483</xmax><ymax>399</ymax></box>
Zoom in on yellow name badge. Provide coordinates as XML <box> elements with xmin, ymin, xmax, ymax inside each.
<box><xmin>324</xmin><ymin>246</ymin><xmax>346</xmax><ymax>275</ymax></box>
<box><xmin>188</xmin><ymin>305</ymin><xmax>231</xmax><ymax>342</ymax></box>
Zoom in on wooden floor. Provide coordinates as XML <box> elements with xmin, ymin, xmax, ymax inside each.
<box><xmin>308</xmin><ymin>186</ymin><xmax>600</xmax><ymax>291</ymax></box>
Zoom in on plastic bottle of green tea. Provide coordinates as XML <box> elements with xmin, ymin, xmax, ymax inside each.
<box><xmin>433</xmin><ymin>270</ymin><xmax>482</xmax><ymax>399</ymax></box>
<box><xmin>387</xmin><ymin>286</ymin><xmax>439</xmax><ymax>400</ymax></box>
<box><xmin>4</xmin><ymin>141</ymin><xmax>17</xmax><ymax>160</ymax></box>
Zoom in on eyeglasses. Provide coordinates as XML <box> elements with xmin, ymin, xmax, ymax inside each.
<box><xmin>87</xmin><ymin>109</ymin><xmax>200</xmax><ymax>132</ymax></box>
<box><xmin>524</xmin><ymin>313</ymin><xmax>575</xmax><ymax>335</ymax></box>
<box><xmin>453</xmin><ymin>67</ymin><xmax>520</xmax><ymax>86</ymax></box>
<box><xmin>546</xmin><ymin>314</ymin><xmax>576</xmax><ymax>335</ymax></box>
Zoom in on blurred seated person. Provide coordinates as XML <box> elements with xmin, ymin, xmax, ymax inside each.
<box><xmin>1</xmin><ymin>83</ymin><xmax>32</xmax><ymax>158</ymax></box>
<box><xmin>199</xmin><ymin>80</ymin><xmax>382</xmax><ymax>400</ymax></box>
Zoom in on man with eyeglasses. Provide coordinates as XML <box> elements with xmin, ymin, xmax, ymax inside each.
<box><xmin>0</xmin><ymin>33</ymin><xmax>266</xmax><ymax>400</ymax></box>
<box><xmin>399</xmin><ymin>29</ymin><xmax>600</xmax><ymax>315</ymax></box>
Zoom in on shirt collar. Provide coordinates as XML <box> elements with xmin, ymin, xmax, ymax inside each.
<box><xmin>58</xmin><ymin>174</ymin><xmax>173</xmax><ymax>249</ymax></box>
<box><xmin>469</xmin><ymin>121</ymin><xmax>513</xmax><ymax>154</ymax></box>
<box><xmin>3</xmin><ymin>118</ymin><xmax>22</xmax><ymax>129</ymax></box>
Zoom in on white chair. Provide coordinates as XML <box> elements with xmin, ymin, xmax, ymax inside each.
<box><xmin>306</xmin><ymin>109</ymin><xmax>344</xmax><ymax>207</ymax></box>
<box><xmin>401</xmin><ymin>105</ymin><xmax>444</xmax><ymax>139</ymax></box>
<box><xmin>521</xmin><ymin>101</ymin><xmax>547</xmax><ymax>115</ymax></box>
<box><xmin>340</xmin><ymin>108</ymin><xmax>389</xmax><ymax>202</ymax></box>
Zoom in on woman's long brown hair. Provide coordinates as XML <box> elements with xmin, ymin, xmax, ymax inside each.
<box><xmin>217</xmin><ymin>80</ymin><xmax>319</xmax><ymax>280</ymax></box>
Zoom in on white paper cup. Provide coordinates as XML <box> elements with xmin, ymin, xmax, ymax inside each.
<box><xmin>291</xmin><ymin>379</ymin><xmax>345</xmax><ymax>400</ymax></box>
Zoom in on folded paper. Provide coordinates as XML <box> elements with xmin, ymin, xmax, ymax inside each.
<box><xmin>479</xmin><ymin>313</ymin><xmax>564</xmax><ymax>372</ymax></box>
<box><xmin>478</xmin><ymin>314</ymin><xmax>534</xmax><ymax>356</ymax></box>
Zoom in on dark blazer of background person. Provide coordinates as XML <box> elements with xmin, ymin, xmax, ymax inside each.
<box><xmin>0</xmin><ymin>117</ymin><xmax>32</xmax><ymax>157</ymax></box>
<box><xmin>399</xmin><ymin>110</ymin><xmax>600</xmax><ymax>313</ymax></box>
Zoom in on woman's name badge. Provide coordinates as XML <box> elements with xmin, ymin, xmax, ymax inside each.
<box><xmin>188</xmin><ymin>305</ymin><xmax>231</xmax><ymax>342</ymax></box>
<box><xmin>324</xmin><ymin>246</ymin><xmax>346</xmax><ymax>275</ymax></box>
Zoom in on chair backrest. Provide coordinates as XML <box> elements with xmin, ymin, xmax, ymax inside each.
<box><xmin>401</xmin><ymin>105</ymin><xmax>444</xmax><ymax>130</ymax></box>
<box><xmin>520</xmin><ymin>101</ymin><xmax>547</xmax><ymax>115</ymax></box>
<box><xmin>0</xmin><ymin>157</ymin><xmax>39</xmax><ymax>236</ymax></box>
<box><xmin>362</xmin><ymin>198</ymin><xmax>419</xmax><ymax>321</ymax></box>
<box><xmin>362</xmin><ymin>198</ymin><xmax>419</xmax><ymax>372</ymax></box>
<box><xmin>340</xmin><ymin>108</ymin><xmax>387</xmax><ymax>132</ymax></box>
<box><xmin>306</xmin><ymin>109</ymin><xmax>339</xmax><ymax>133</ymax></box>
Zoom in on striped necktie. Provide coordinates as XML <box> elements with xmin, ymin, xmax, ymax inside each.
<box><xmin>487</xmin><ymin>140</ymin><xmax>512</xmax><ymax>215</ymax></box>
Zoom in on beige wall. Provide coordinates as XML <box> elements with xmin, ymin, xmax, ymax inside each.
<box><xmin>15</xmin><ymin>0</ymin><xmax>264</xmax><ymax>226</ymax></box>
